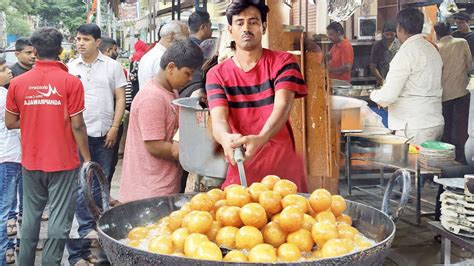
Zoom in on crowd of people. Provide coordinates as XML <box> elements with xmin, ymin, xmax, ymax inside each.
<box><xmin>327</xmin><ymin>8</ymin><xmax>473</xmax><ymax>160</ymax></box>
<box><xmin>0</xmin><ymin>0</ymin><xmax>473</xmax><ymax>265</ymax></box>
<box><xmin>0</xmin><ymin>1</ymin><xmax>309</xmax><ymax>264</ymax></box>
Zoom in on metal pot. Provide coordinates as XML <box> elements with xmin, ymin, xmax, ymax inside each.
<box><xmin>364</xmin><ymin>135</ymin><xmax>410</xmax><ymax>163</ymax></box>
<box><xmin>172</xmin><ymin>97</ymin><xmax>227</xmax><ymax>179</ymax></box>
<box><xmin>330</xmin><ymin>79</ymin><xmax>375</xmax><ymax>98</ymax></box>
<box><xmin>80</xmin><ymin>163</ymin><xmax>411</xmax><ymax>266</ymax></box>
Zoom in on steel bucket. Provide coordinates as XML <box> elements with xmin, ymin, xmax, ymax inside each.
<box><xmin>172</xmin><ymin>97</ymin><xmax>227</xmax><ymax>179</ymax></box>
<box><xmin>364</xmin><ymin>135</ymin><xmax>410</xmax><ymax>163</ymax></box>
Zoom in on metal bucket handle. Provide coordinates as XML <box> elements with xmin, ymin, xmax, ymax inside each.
<box><xmin>79</xmin><ymin>161</ymin><xmax>111</xmax><ymax>221</ymax></box>
<box><xmin>381</xmin><ymin>168</ymin><xmax>411</xmax><ymax>222</ymax></box>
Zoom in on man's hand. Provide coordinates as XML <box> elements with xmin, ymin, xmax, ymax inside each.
<box><xmin>104</xmin><ymin>127</ymin><xmax>119</xmax><ymax>148</ymax></box>
<box><xmin>233</xmin><ymin>135</ymin><xmax>267</xmax><ymax>161</ymax></box>
<box><xmin>221</xmin><ymin>133</ymin><xmax>243</xmax><ymax>166</ymax></box>
<box><xmin>82</xmin><ymin>160</ymin><xmax>91</xmax><ymax>168</ymax></box>
<box><xmin>376</xmin><ymin>77</ymin><xmax>385</xmax><ymax>87</ymax></box>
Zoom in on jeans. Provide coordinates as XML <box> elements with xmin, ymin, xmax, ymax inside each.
<box><xmin>67</xmin><ymin>136</ymin><xmax>113</xmax><ymax>265</ymax></box>
<box><xmin>107</xmin><ymin>124</ymin><xmax>124</xmax><ymax>185</ymax></box>
<box><xmin>0</xmin><ymin>163</ymin><xmax>20</xmax><ymax>266</ymax></box>
<box><xmin>7</xmin><ymin>170</ymin><xmax>21</xmax><ymax>250</ymax></box>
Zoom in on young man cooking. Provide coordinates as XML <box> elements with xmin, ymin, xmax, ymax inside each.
<box><xmin>205</xmin><ymin>0</ymin><xmax>308</xmax><ymax>192</ymax></box>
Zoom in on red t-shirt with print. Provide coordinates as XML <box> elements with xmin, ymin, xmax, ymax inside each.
<box><xmin>206</xmin><ymin>49</ymin><xmax>308</xmax><ymax>192</ymax></box>
<box><xmin>6</xmin><ymin>60</ymin><xmax>85</xmax><ymax>172</ymax></box>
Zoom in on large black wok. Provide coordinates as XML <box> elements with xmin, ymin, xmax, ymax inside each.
<box><xmin>81</xmin><ymin>163</ymin><xmax>411</xmax><ymax>265</ymax></box>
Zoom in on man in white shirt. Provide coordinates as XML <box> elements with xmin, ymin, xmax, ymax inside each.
<box><xmin>0</xmin><ymin>58</ymin><xmax>16</xmax><ymax>265</ymax></box>
<box><xmin>138</xmin><ymin>20</ymin><xmax>189</xmax><ymax>88</ymax></box>
<box><xmin>370</xmin><ymin>8</ymin><xmax>444</xmax><ymax>144</ymax></box>
<box><xmin>67</xmin><ymin>24</ymin><xmax>127</xmax><ymax>265</ymax></box>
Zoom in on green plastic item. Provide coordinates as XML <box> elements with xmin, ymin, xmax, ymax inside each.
<box><xmin>420</xmin><ymin>141</ymin><xmax>455</xmax><ymax>150</ymax></box>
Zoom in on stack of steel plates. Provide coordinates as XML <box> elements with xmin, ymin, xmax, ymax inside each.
<box><xmin>440</xmin><ymin>189</ymin><xmax>474</xmax><ymax>238</ymax></box>
<box><xmin>419</xmin><ymin>141</ymin><xmax>455</xmax><ymax>168</ymax></box>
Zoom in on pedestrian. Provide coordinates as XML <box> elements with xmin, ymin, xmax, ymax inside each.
<box><xmin>5</xmin><ymin>37</ymin><xmax>37</xmax><ymax>260</ymax></box>
<box><xmin>129</xmin><ymin>38</ymin><xmax>148</xmax><ymax>99</ymax></box>
<box><xmin>10</xmin><ymin>38</ymin><xmax>35</xmax><ymax>77</ymax></box>
<box><xmin>370</xmin><ymin>8</ymin><xmax>444</xmax><ymax>144</ymax></box>
<box><xmin>98</xmin><ymin>36</ymin><xmax>131</xmax><ymax>181</ymax></box>
<box><xmin>326</xmin><ymin>21</ymin><xmax>354</xmax><ymax>83</ymax></box>
<box><xmin>434</xmin><ymin>22</ymin><xmax>472</xmax><ymax>164</ymax></box>
<box><xmin>368</xmin><ymin>21</ymin><xmax>401</xmax><ymax>127</ymax></box>
<box><xmin>188</xmin><ymin>9</ymin><xmax>213</xmax><ymax>46</ymax></box>
<box><xmin>370</xmin><ymin>22</ymin><xmax>401</xmax><ymax>87</ymax></box>
<box><xmin>66</xmin><ymin>24</ymin><xmax>127</xmax><ymax>266</ymax></box>
<box><xmin>118</xmin><ymin>40</ymin><xmax>203</xmax><ymax>202</ymax></box>
<box><xmin>206</xmin><ymin>0</ymin><xmax>308</xmax><ymax>191</ymax></box>
<box><xmin>0</xmin><ymin>58</ymin><xmax>16</xmax><ymax>265</ymax></box>
<box><xmin>180</xmin><ymin>9</ymin><xmax>213</xmax><ymax>97</ymax></box>
<box><xmin>452</xmin><ymin>12</ymin><xmax>474</xmax><ymax>69</ymax></box>
<box><xmin>4</xmin><ymin>26</ymin><xmax>91</xmax><ymax>266</ymax></box>
<box><xmin>138</xmin><ymin>20</ymin><xmax>189</xmax><ymax>88</ymax></box>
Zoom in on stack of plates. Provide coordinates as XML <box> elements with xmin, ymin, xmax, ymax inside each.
<box><xmin>419</xmin><ymin>141</ymin><xmax>455</xmax><ymax>168</ymax></box>
<box><xmin>440</xmin><ymin>190</ymin><xmax>474</xmax><ymax>238</ymax></box>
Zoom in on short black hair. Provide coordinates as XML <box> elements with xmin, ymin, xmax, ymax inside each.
<box><xmin>397</xmin><ymin>8</ymin><xmax>424</xmax><ymax>35</ymax></box>
<box><xmin>382</xmin><ymin>21</ymin><xmax>397</xmax><ymax>33</ymax></box>
<box><xmin>160</xmin><ymin>39</ymin><xmax>203</xmax><ymax>70</ymax></box>
<box><xmin>77</xmin><ymin>23</ymin><xmax>101</xmax><ymax>40</ymax></box>
<box><xmin>30</xmin><ymin>27</ymin><xmax>63</xmax><ymax>59</ymax></box>
<box><xmin>226</xmin><ymin>0</ymin><xmax>269</xmax><ymax>25</ymax></box>
<box><xmin>15</xmin><ymin>38</ymin><xmax>32</xmax><ymax>52</ymax></box>
<box><xmin>99</xmin><ymin>37</ymin><xmax>117</xmax><ymax>53</ymax></box>
<box><xmin>453</xmin><ymin>12</ymin><xmax>471</xmax><ymax>21</ymax></box>
<box><xmin>0</xmin><ymin>57</ymin><xmax>6</xmax><ymax>65</ymax></box>
<box><xmin>434</xmin><ymin>22</ymin><xmax>452</xmax><ymax>38</ymax></box>
<box><xmin>188</xmin><ymin>10</ymin><xmax>210</xmax><ymax>33</ymax></box>
<box><xmin>326</xmin><ymin>22</ymin><xmax>344</xmax><ymax>34</ymax></box>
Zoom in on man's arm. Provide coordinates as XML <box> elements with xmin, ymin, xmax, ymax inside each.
<box><xmin>233</xmin><ymin>89</ymin><xmax>295</xmax><ymax>160</ymax></box>
<box><xmin>5</xmin><ymin>111</ymin><xmax>20</xmax><ymax>129</ymax></box>
<box><xmin>210</xmin><ymin>106</ymin><xmax>242</xmax><ymax>165</ymax></box>
<box><xmin>71</xmin><ymin>113</ymin><xmax>91</xmax><ymax>163</ymax></box>
<box><xmin>104</xmin><ymin>87</ymin><xmax>125</xmax><ymax>148</ymax></box>
<box><xmin>144</xmin><ymin>140</ymin><xmax>179</xmax><ymax>161</ymax></box>
<box><xmin>370</xmin><ymin>53</ymin><xmax>409</xmax><ymax>107</ymax></box>
<box><xmin>370</xmin><ymin>63</ymin><xmax>384</xmax><ymax>86</ymax></box>
<box><xmin>464</xmin><ymin>41</ymin><xmax>473</xmax><ymax>74</ymax></box>
<box><xmin>329</xmin><ymin>63</ymin><xmax>352</xmax><ymax>75</ymax></box>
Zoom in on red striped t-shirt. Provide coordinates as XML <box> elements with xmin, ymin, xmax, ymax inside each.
<box><xmin>206</xmin><ymin>49</ymin><xmax>308</xmax><ymax>192</ymax></box>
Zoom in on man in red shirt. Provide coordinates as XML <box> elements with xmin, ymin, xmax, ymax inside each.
<box><xmin>206</xmin><ymin>0</ymin><xmax>308</xmax><ymax>191</ymax></box>
<box><xmin>327</xmin><ymin>22</ymin><xmax>354</xmax><ymax>82</ymax></box>
<box><xmin>5</xmin><ymin>27</ymin><xmax>91</xmax><ymax>265</ymax></box>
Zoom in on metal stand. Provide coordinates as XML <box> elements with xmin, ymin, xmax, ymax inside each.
<box><xmin>343</xmin><ymin>133</ymin><xmax>442</xmax><ymax>225</ymax></box>
<box><xmin>427</xmin><ymin>221</ymin><xmax>474</xmax><ymax>265</ymax></box>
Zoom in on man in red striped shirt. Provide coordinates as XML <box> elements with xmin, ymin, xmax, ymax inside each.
<box><xmin>206</xmin><ymin>0</ymin><xmax>308</xmax><ymax>192</ymax></box>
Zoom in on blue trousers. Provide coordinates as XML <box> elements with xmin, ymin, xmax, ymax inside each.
<box><xmin>67</xmin><ymin>136</ymin><xmax>113</xmax><ymax>265</ymax></box>
<box><xmin>0</xmin><ymin>163</ymin><xmax>20</xmax><ymax>266</ymax></box>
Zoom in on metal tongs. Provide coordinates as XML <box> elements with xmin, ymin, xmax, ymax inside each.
<box><xmin>233</xmin><ymin>147</ymin><xmax>247</xmax><ymax>187</ymax></box>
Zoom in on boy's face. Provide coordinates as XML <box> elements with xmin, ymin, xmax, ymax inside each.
<box><xmin>75</xmin><ymin>33</ymin><xmax>100</xmax><ymax>56</ymax></box>
<box><xmin>228</xmin><ymin>6</ymin><xmax>266</xmax><ymax>51</ymax></box>
<box><xmin>0</xmin><ymin>63</ymin><xmax>12</xmax><ymax>86</ymax></box>
<box><xmin>166</xmin><ymin>63</ymin><xmax>194</xmax><ymax>90</ymax></box>
<box><xmin>15</xmin><ymin>45</ymin><xmax>36</xmax><ymax>68</ymax></box>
